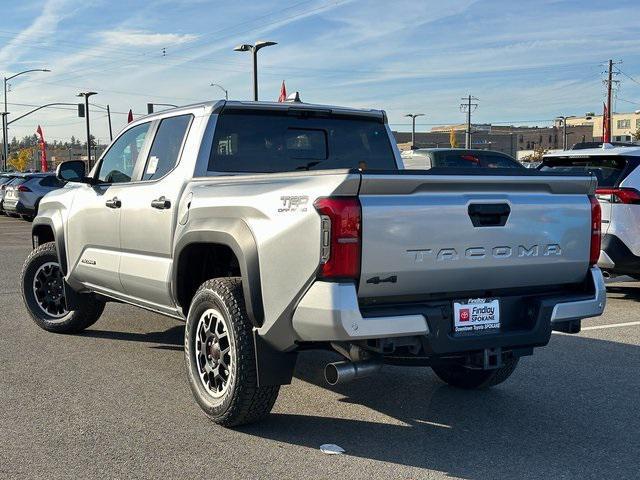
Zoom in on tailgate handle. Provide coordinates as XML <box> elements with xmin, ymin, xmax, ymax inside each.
<box><xmin>468</xmin><ymin>203</ymin><xmax>510</xmax><ymax>227</ymax></box>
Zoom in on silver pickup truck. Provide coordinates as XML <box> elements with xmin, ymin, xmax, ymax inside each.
<box><xmin>21</xmin><ymin>100</ymin><xmax>605</xmax><ymax>426</ymax></box>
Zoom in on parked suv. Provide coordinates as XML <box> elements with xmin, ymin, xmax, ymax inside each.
<box><xmin>401</xmin><ymin>148</ymin><xmax>523</xmax><ymax>170</ymax></box>
<box><xmin>2</xmin><ymin>173</ymin><xmax>65</xmax><ymax>220</ymax></box>
<box><xmin>0</xmin><ymin>173</ymin><xmax>18</xmax><ymax>214</ymax></box>
<box><xmin>541</xmin><ymin>146</ymin><xmax>640</xmax><ymax>277</ymax></box>
<box><xmin>21</xmin><ymin>101</ymin><xmax>605</xmax><ymax>427</ymax></box>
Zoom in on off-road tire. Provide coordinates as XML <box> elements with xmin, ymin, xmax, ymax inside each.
<box><xmin>21</xmin><ymin>242</ymin><xmax>104</xmax><ymax>333</ymax></box>
<box><xmin>431</xmin><ymin>358</ymin><xmax>519</xmax><ymax>389</ymax></box>
<box><xmin>185</xmin><ymin>277</ymin><xmax>280</xmax><ymax>427</ymax></box>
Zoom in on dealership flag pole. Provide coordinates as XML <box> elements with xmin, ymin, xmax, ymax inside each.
<box><xmin>36</xmin><ymin>125</ymin><xmax>47</xmax><ymax>172</ymax></box>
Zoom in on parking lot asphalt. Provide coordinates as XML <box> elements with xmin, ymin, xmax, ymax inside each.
<box><xmin>1</xmin><ymin>214</ymin><xmax>639</xmax><ymax>480</ymax></box>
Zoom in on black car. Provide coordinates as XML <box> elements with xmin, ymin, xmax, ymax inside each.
<box><xmin>401</xmin><ymin>148</ymin><xmax>524</xmax><ymax>170</ymax></box>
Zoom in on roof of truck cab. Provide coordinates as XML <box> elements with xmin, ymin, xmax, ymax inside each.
<box><xmin>544</xmin><ymin>146</ymin><xmax>640</xmax><ymax>158</ymax></box>
<box><xmin>137</xmin><ymin>100</ymin><xmax>386</xmax><ymax>122</ymax></box>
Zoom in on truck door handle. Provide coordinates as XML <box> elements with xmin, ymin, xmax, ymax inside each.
<box><xmin>151</xmin><ymin>196</ymin><xmax>171</xmax><ymax>210</ymax></box>
<box><xmin>468</xmin><ymin>203</ymin><xmax>510</xmax><ymax>227</ymax></box>
<box><xmin>105</xmin><ymin>197</ymin><xmax>121</xmax><ymax>209</ymax></box>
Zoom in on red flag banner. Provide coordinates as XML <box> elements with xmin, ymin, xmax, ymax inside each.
<box><xmin>36</xmin><ymin>125</ymin><xmax>47</xmax><ymax>172</ymax></box>
<box><xmin>278</xmin><ymin>80</ymin><xmax>287</xmax><ymax>102</ymax></box>
<box><xmin>127</xmin><ymin>109</ymin><xmax>133</xmax><ymax>123</ymax></box>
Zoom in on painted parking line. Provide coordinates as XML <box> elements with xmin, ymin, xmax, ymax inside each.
<box><xmin>581</xmin><ymin>321</ymin><xmax>640</xmax><ymax>331</ymax></box>
<box><xmin>553</xmin><ymin>320</ymin><xmax>640</xmax><ymax>335</ymax></box>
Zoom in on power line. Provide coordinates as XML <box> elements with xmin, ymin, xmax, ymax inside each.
<box><xmin>618</xmin><ymin>68</ymin><xmax>640</xmax><ymax>87</ymax></box>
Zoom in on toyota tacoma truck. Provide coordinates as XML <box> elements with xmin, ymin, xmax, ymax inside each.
<box><xmin>21</xmin><ymin>100</ymin><xmax>606</xmax><ymax>426</ymax></box>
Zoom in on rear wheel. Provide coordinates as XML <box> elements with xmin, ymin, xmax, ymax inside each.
<box><xmin>21</xmin><ymin>242</ymin><xmax>105</xmax><ymax>333</ymax></box>
<box><xmin>431</xmin><ymin>358</ymin><xmax>519</xmax><ymax>389</ymax></box>
<box><xmin>184</xmin><ymin>277</ymin><xmax>280</xmax><ymax>427</ymax></box>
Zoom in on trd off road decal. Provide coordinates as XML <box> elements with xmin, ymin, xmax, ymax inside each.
<box><xmin>279</xmin><ymin>195</ymin><xmax>309</xmax><ymax>213</ymax></box>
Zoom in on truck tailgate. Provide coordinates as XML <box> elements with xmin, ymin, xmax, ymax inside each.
<box><xmin>357</xmin><ymin>173</ymin><xmax>595</xmax><ymax>298</ymax></box>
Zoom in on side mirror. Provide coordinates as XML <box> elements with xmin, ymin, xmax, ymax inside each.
<box><xmin>56</xmin><ymin>160</ymin><xmax>88</xmax><ymax>183</ymax></box>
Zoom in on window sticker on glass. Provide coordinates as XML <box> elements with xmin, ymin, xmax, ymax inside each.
<box><xmin>147</xmin><ymin>156</ymin><xmax>159</xmax><ymax>175</ymax></box>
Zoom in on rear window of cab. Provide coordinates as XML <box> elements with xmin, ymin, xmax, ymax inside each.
<box><xmin>207</xmin><ymin>109</ymin><xmax>397</xmax><ymax>173</ymax></box>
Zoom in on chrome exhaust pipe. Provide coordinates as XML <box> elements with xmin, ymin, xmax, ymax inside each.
<box><xmin>324</xmin><ymin>359</ymin><xmax>382</xmax><ymax>385</ymax></box>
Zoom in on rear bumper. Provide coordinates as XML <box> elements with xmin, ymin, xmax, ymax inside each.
<box><xmin>550</xmin><ymin>267</ymin><xmax>605</xmax><ymax>323</ymax></box>
<box><xmin>599</xmin><ymin>233</ymin><xmax>640</xmax><ymax>276</ymax></box>
<box><xmin>2</xmin><ymin>199</ymin><xmax>32</xmax><ymax>215</ymax></box>
<box><xmin>292</xmin><ymin>268</ymin><xmax>605</xmax><ymax>353</ymax></box>
<box><xmin>292</xmin><ymin>282</ymin><xmax>429</xmax><ymax>341</ymax></box>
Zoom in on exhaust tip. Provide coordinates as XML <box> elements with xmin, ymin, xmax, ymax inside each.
<box><xmin>324</xmin><ymin>363</ymin><xmax>340</xmax><ymax>386</ymax></box>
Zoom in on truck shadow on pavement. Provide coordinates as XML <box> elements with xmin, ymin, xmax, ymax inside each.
<box><xmin>605</xmin><ymin>284</ymin><xmax>640</xmax><ymax>301</ymax></box>
<box><xmin>240</xmin><ymin>334</ymin><xmax>639</xmax><ymax>479</ymax></box>
<box><xmin>80</xmin><ymin>325</ymin><xmax>184</xmax><ymax>351</ymax></box>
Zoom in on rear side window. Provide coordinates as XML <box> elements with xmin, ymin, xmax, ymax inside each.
<box><xmin>431</xmin><ymin>151</ymin><xmax>522</xmax><ymax>169</ymax></box>
<box><xmin>540</xmin><ymin>156</ymin><xmax>629</xmax><ymax>187</ymax></box>
<box><xmin>39</xmin><ymin>176</ymin><xmax>65</xmax><ymax>187</ymax></box>
<box><xmin>8</xmin><ymin>177</ymin><xmax>27</xmax><ymax>186</ymax></box>
<box><xmin>433</xmin><ymin>152</ymin><xmax>482</xmax><ymax>168</ymax></box>
<box><xmin>143</xmin><ymin>114</ymin><xmax>192</xmax><ymax>181</ymax></box>
<box><xmin>482</xmin><ymin>153</ymin><xmax>521</xmax><ymax>168</ymax></box>
<box><xmin>208</xmin><ymin>110</ymin><xmax>396</xmax><ymax>173</ymax></box>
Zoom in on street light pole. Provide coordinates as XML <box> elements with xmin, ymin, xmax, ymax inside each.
<box><xmin>210</xmin><ymin>83</ymin><xmax>228</xmax><ymax>100</ymax></box>
<box><xmin>404</xmin><ymin>113</ymin><xmax>424</xmax><ymax>149</ymax></box>
<box><xmin>556</xmin><ymin>116</ymin><xmax>574</xmax><ymax>150</ymax></box>
<box><xmin>2</xmin><ymin>68</ymin><xmax>50</xmax><ymax>169</ymax></box>
<box><xmin>146</xmin><ymin>103</ymin><xmax>178</xmax><ymax>114</ymax></box>
<box><xmin>233</xmin><ymin>41</ymin><xmax>277</xmax><ymax>101</ymax></box>
<box><xmin>78</xmin><ymin>92</ymin><xmax>97</xmax><ymax>168</ymax></box>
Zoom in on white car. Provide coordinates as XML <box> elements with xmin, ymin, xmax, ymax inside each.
<box><xmin>541</xmin><ymin>146</ymin><xmax>640</xmax><ymax>278</ymax></box>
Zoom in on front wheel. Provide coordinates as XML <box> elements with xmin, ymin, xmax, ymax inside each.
<box><xmin>21</xmin><ymin>242</ymin><xmax>105</xmax><ymax>333</ymax></box>
<box><xmin>184</xmin><ymin>277</ymin><xmax>280</xmax><ymax>427</ymax></box>
<box><xmin>431</xmin><ymin>358</ymin><xmax>519</xmax><ymax>389</ymax></box>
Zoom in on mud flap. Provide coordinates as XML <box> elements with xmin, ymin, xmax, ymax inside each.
<box><xmin>253</xmin><ymin>331</ymin><xmax>298</xmax><ymax>387</ymax></box>
<box><xmin>63</xmin><ymin>279</ymin><xmax>82</xmax><ymax>310</ymax></box>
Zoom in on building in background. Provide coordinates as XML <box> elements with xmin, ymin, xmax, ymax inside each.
<box><xmin>393</xmin><ymin>124</ymin><xmax>594</xmax><ymax>157</ymax></box>
<box><xmin>563</xmin><ymin>111</ymin><xmax>640</xmax><ymax>142</ymax></box>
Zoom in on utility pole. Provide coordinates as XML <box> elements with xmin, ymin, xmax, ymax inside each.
<box><xmin>77</xmin><ymin>92</ymin><xmax>97</xmax><ymax>168</ymax></box>
<box><xmin>404</xmin><ymin>113</ymin><xmax>424</xmax><ymax>148</ymax></box>
<box><xmin>460</xmin><ymin>95</ymin><xmax>478</xmax><ymax>149</ymax></box>
<box><xmin>106</xmin><ymin>105</ymin><xmax>113</xmax><ymax>141</ymax></box>
<box><xmin>606</xmin><ymin>59</ymin><xmax>613</xmax><ymax>142</ymax></box>
<box><xmin>603</xmin><ymin>59</ymin><xmax>621</xmax><ymax>143</ymax></box>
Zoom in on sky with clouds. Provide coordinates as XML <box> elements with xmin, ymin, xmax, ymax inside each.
<box><xmin>1</xmin><ymin>0</ymin><xmax>639</xmax><ymax>143</ymax></box>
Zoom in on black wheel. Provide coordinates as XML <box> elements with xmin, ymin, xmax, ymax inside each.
<box><xmin>184</xmin><ymin>277</ymin><xmax>279</xmax><ymax>427</ymax></box>
<box><xmin>21</xmin><ymin>242</ymin><xmax>105</xmax><ymax>333</ymax></box>
<box><xmin>431</xmin><ymin>358</ymin><xmax>519</xmax><ymax>389</ymax></box>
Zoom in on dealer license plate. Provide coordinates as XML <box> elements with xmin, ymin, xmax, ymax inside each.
<box><xmin>453</xmin><ymin>298</ymin><xmax>500</xmax><ymax>333</ymax></box>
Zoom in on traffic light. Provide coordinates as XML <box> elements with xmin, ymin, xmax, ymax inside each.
<box><xmin>78</xmin><ymin>103</ymin><xmax>85</xmax><ymax>118</ymax></box>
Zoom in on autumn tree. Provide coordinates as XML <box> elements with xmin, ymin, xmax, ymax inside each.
<box><xmin>8</xmin><ymin>147</ymin><xmax>33</xmax><ymax>172</ymax></box>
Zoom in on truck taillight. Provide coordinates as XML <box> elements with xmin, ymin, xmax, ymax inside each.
<box><xmin>314</xmin><ymin>197</ymin><xmax>361</xmax><ymax>280</ymax></box>
<box><xmin>595</xmin><ymin>187</ymin><xmax>640</xmax><ymax>204</ymax></box>
<box><xmin>590</xmin><ymin>195</ymin><xmax>601</xmax><ymax>266</ymax></box>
